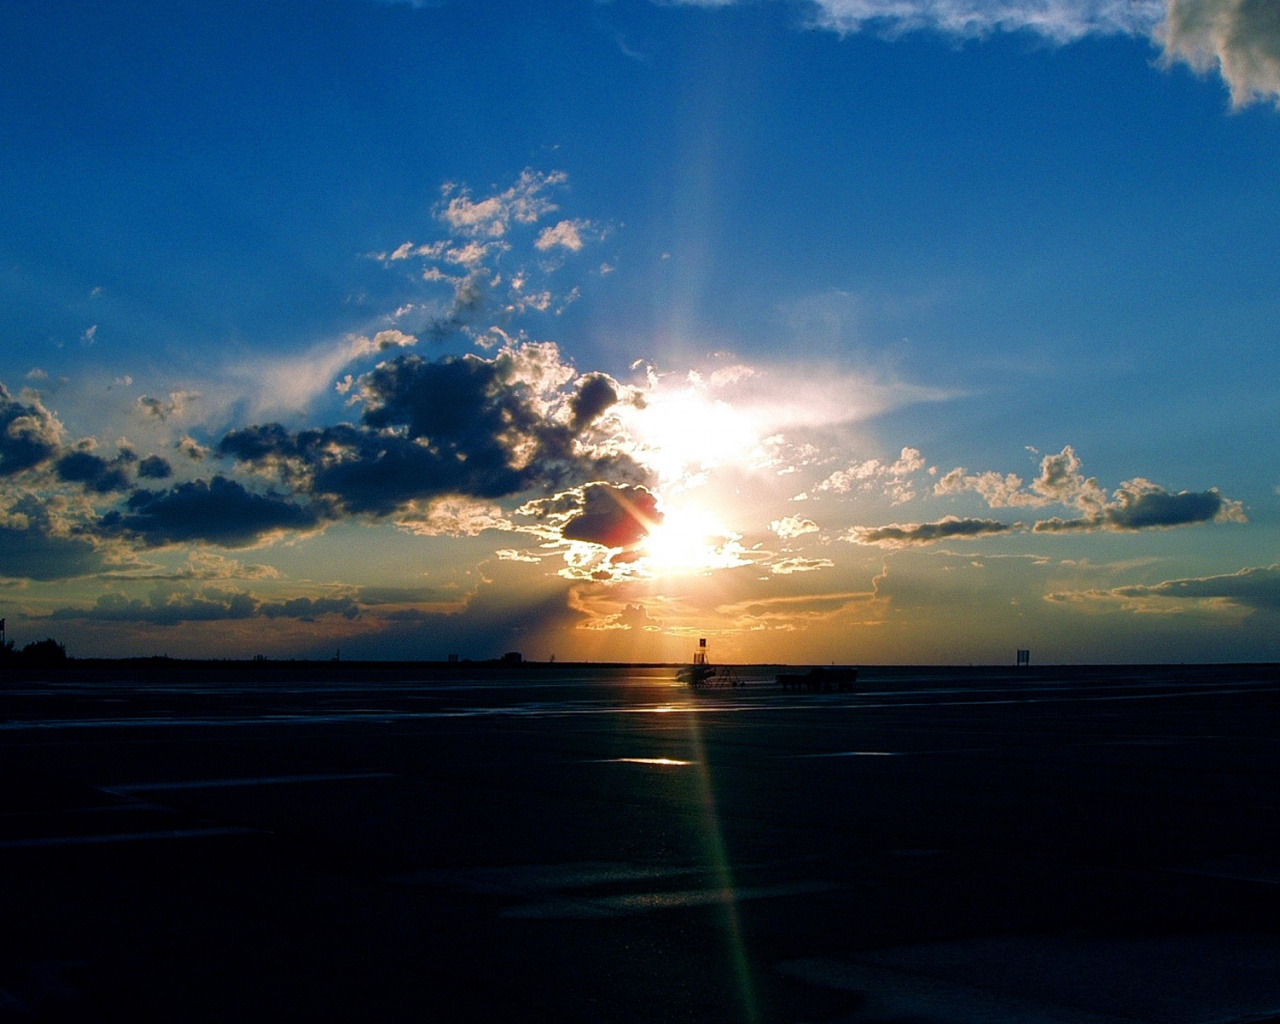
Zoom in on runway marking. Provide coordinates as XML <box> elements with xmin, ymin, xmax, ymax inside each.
<box><xmin>0</xmin><ymin>826</ymin><xmax>263</xmax><ymax>849</ymax></box>
<box><xmin>103</xmin><ymin>771</ymin><xmax>396</xmax><ymax>793</ymax></box>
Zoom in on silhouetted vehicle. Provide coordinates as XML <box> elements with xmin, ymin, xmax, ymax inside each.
<box><xmin>676</xmin><ymin>657</ymin><xmax>742</xmax><ymax>688</ymax></box>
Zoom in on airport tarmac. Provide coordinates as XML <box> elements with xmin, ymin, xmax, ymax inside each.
<box><xmin>1</xmin><ymin>664</ymin><xmax>1279</xmax><ymax>1022</ymax></box>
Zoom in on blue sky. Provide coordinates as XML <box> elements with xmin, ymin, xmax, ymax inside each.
<box><xmin>2</xmin><ymin>0</ymin><xmax>1278</xmax><ymax>663</ymax></box>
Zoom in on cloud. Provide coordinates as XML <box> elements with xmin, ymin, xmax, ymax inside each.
<box><xmin>55</xmin><ymin>449</ymin><xmax>134</xmax><ymax>494</ymax></box>
<box><xmin>716</xmin><ymin>587</ymin><xmax>882</xmax><ymax>626</ymax></box>
<box><xmin>50</xmin><ymin>588</ymin><xmax>360</xmax><ymax>626</ymax></box>
<box><xmin>101</xmin><ymin>476</ymin><xmax>323</xmax><ymax>549</ymax></box>
<box><xmin>770</xmin><ymin>514</ymin><xmax>820</xmax><ymax>539</ymax></box>
<box><xmin>349</xmin><ymin>329</ymin><xmax>418</xmax><ymax>358</ymax></box>
<box><xmin>1162</xmin><ymin>0</ymin><xmax>1280</xmax><ymax>107</ymax></box>
<box><xmin>219</xmin><ymin>344</ymin><xmax>647</xmax><ymax>518</ymax></box>
<box><xmin>808</xmin><ymin>446</ymin><xmax>926</xmax><ymax>503</ymax></box>
<box><xmin>136</xmin><ymin>391</ymin><xmax>199</xmax><ymax>422</ymax></box>
<box><xmin>0</xmin><ymin>498</ymin><xmax>114</xmax><ymax>580</ymax></box>
<box><xmin>137</xmin><ymin>455</ymin><xmax>173</xmax><ymax>480</ymax></box>
<box><xmin>801</xmin><ymin>0</ymin><xmax>1164</xmax><ymax>43</ymax></box>
<box><xmin>1115</xmin><ymin>564</ymin><xmax>1280</xmax><ymax>610</ymax></box>
<box><xmin>1048</xmin><ymin>564</ymin><xmax>1280</xmax><ymax>612</ymax></box>
<box><xmin>393</xmin><ymin>498</ymin><xmax>513</xmax><ymax>537</ymax></box>
<box><xmin>535</xmin><ymin>219</ymin><xmax>596</xmax><ymax>252</ymax></box>
<box><xmin>424</xmin><ymin>269</ymin><xmax>491</xmax><ymax>342</ymax></box>
<box><xmin>436</xmin><ymin>169</ymin><xmax>567</xmax><ymax>239</ymax></box>
<box><xmin>220</xmin><ymin>327</ymin><xmax>422</xmax><ymax>420</ymax></box>
<box><xmin>171</xmin><ymin>552</ymin><xmax>282</xmax><ymax>582</ymax></box>
<box><xmin>176</xmin><ymin>437</ymin><xmax>208</xmax><ymax>462</ymax></box>
<box><xmin>569</xmin><ymin>373</ymin><xmax>620</xmax><ymax>432</ymax></box>
<box><xmin>684</xmin><ymin>0</ymin><xmax>1280</xmax><ymax>106</ymax></box>
<box><xmin>371</xmin><ymin>170</ymin><xmax>598</xmax><ymax>346</ymax></box>
<box><xmin>1032</xmin><ymin>479</ymin><xmax>1245</xmax><ymax>532</ymax></box>
<box><xmin>935</xmin><ymin>445</ymin><xmax>1104</xmax><ymax>510</ymax></box>
<box><xmin>0</xmin><ymin>385</ymin><xmax>62</xmax><ymax>476</ymax></box>
<box><xmin>847</xmin><ymin>515</ymin><xmax>1016</xmax><ymax>547</ymax></box>
<box><xmin>560</xmin><ymin>483</ymin><xmax>662</xmax><ymax>549</ymax></box>
<box><xmin>770</xmin><ymin>556</ymin><xmax>835</xmax><ymax>574</ymax></box>
<box><xmin>623</xmin><ymin>360</ymin><xmax>948</xmax><ymax>488</ymax></box>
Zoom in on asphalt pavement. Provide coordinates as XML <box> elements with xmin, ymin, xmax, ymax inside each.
<box><xmin>1</xmin><ymin>664</ymin><xmax>1278</xmax><ymax>1023</ymax></box>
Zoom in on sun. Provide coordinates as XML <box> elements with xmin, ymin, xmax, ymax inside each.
<box><xmin>639</xmin><ymin>500</ymin><xmax>751</xmax><ymax>576</ymax></box>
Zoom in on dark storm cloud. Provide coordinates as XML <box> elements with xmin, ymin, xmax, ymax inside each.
<box><xmin>848</xmin><ymin>516</ymin><xmax>1015</xmax><ymax>548</ymax></box>
<box><xmin>0</xmin><ymin>384</ymin><xmax>60</xmax><ymax>476</ymax></box>
<box><xmin>101</xmin><ymin>476</ymin><xmax>322</xmax><ymax>548</ymax></box>
<box><xmin>137</xmin><ymin>454</ymin><xmax>173</xmax><ymax>479</ymax></box>
<box><xmin>569</xmin><ymin>374</ymin><xmax>618</xmax><ymax>431</ymax></box>
<box><xmin>219</xmin><ymin>351</ymin><xmax>646</xmax><ymax>517</ymax></box>
<box><xmin>561</xmin><ymin>483</ymin><xmax>661</xmax><ymax>549</ymax></box>
<box><xmin>56</xmin><ymin>450</ymin><xmax>133</xmax><ymax>493</ymax></box>
<box><xmin>1033</xmin><ymin>486</ymin><xmax>1242</xmax><ymax>533</ymax></box>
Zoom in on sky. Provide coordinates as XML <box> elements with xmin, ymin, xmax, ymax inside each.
<box><xmin>2</xmin><ymin>0</ymin><xmax>1279</xmax><ymax>665</ymax></box>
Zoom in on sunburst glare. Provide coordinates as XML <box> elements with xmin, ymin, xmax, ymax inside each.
<box><xmin>639</xmin><ymin>500</ymin><xmax>752</xmax><ymax>576</ymax></box>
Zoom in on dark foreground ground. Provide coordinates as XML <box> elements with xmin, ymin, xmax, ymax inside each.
<box><xmin>1</xmin><ymin>663</ymin><xmax>1279</xmax><ymax>1023</ymax></box>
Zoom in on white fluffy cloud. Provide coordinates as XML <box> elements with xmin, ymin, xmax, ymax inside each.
<box><xmin>436</xmin><ymin>169</ymin><xmax>566</xmax><ymax>238</ymax></box>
